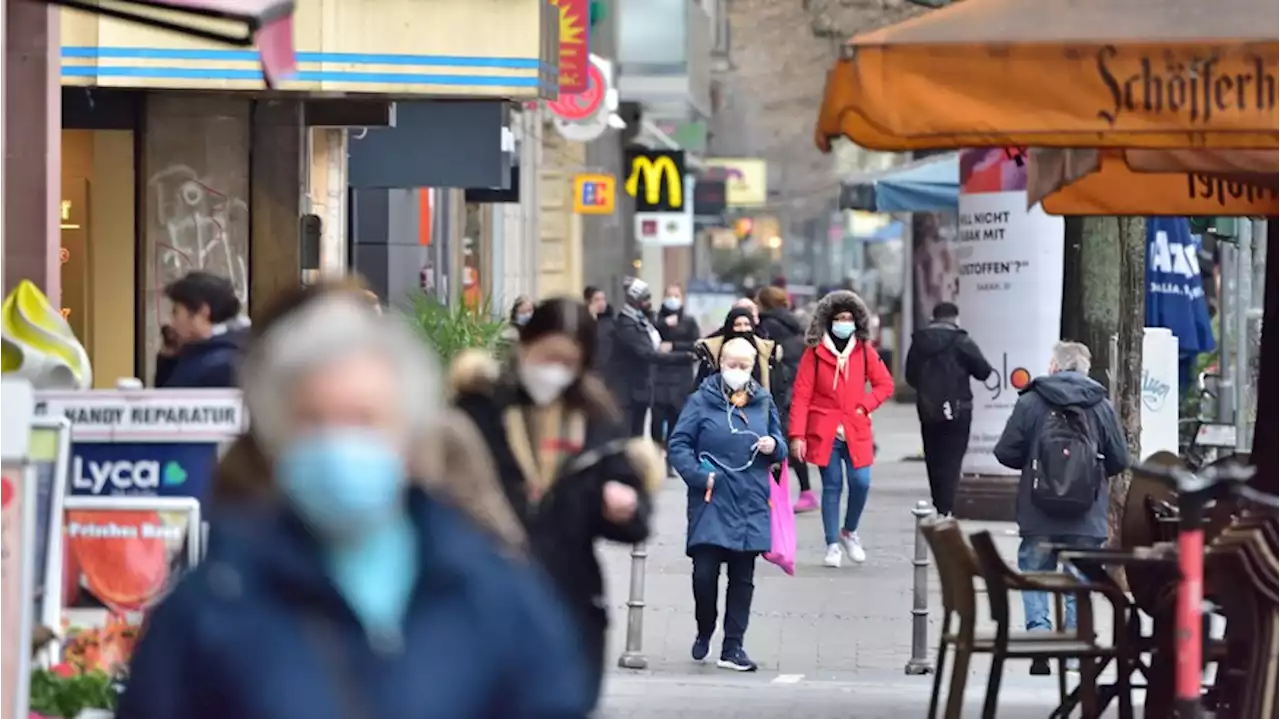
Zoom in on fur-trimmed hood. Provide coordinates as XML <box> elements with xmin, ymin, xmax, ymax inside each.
<box><xmin>804</xmin><ymin>290</ymin><xmax>872</xmax><ymax>346</ymax></box>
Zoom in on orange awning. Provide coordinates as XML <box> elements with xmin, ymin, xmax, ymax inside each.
<box><xmin>815</xmin><ymin>0</ymin><xmax>1279</xmax><ymax>153</ymax></box>
<box><xmin>1030</xmin><ymin>150</ymin><xmax>1277</xmax><ymax>216</ymax></box>
<box><xmin>44</xmin><ymin>0</ymin><xmax>296</xmax><ymax>85</ymax></box>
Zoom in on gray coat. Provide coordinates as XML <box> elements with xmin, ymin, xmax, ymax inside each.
<box><xmin>993</xmin><ymin>371</ymin><xmax>1130</xmax><ymax>539</ymax></box>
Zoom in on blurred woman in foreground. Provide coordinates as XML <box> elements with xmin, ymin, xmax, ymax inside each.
<box><xmin>119</xmin><ymin>288</ymin><xmax>592</xmax><ymax>719</ymax></box>
<box><xmin>452</xmin><ymin>297</ymin><xmax>662</xmax><ymax>707</ymax></box>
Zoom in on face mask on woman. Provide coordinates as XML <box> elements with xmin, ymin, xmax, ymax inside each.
<box><xmin>515</xmin><ymin>312</ymin><xmax>532</xmax><ymax>326</ymax></box>
<box><xmin>662</xmin><ymin>297</ymin><xmax>682</xmax><ymax>312</ymax></box>
<box><xmin>831</xmin><ymin>321</ymin><xmax>856</xmax><ymax>340</ymax></box>
<box><xmin>721</xmin><ymin>368</ymin><xmax>751</xmax><ymax>391</ymax></box>
<box><xmin>277</xmin><ymin>428</ymin><xmax>406</xmax><ymax>538</ymax></box>
<box><xmin>519</xmin><ymin>362</ymin><xmax>577</xmax><ymax>406</ymax></box>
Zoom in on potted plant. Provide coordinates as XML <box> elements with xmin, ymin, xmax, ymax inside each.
<box><xmin>404</xmin><ymin>293</ymin><xmax>508</xmax><ymax>363</ymax></box>
<box><xmin>28</xmin><ymin>664</ymin><xmax>119</xmax><ymax>719</ymax></box>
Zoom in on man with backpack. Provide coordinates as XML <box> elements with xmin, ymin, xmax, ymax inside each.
<box><xmin>993</xmin><ymin>341</ymin><xmax>1129</xmax><ymax>675</ymax></box>
<box><xmin>905</xmin><ymin>302</ymin><xmax>994</xmax><ymax>516</ymax></box>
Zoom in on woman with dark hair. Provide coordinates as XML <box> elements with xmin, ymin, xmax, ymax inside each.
<box><xmin>451</xmin><ymin>297</ymin><xmax>663</xmax><ymax>707</ymax></box>
<box><xmin>790</xmin><ymin>290</ymin><xmax>895</xmax><ymax>568</ymax></box>
<box><xmin>694</xmin><ymin>306</ymin><xmax>780</xmax><ymax>389</ymax></box>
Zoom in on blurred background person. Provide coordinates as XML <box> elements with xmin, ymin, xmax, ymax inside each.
<box><xmin>789</xmin><ymin>290</ymin><xmax>895</xmax><ymax>568</ymax></box>
<box><xmin>154</xmin><ymin>271</ymin><xmax>249</xmax><ymax>388</ymax></box>
<box><xmin>120</xmin><ymin>288</ymin><xmax>592</xmax><ymax>719</ymax></box>
<box><xmin>583</xmin><ymin>285</ymin><xmax>614</xmax><ymax>372</ymax></box>
<box><xmin>652</xmin><ymin>284</ymin><xmax>701</xmax><ymax>454</ymax></box>
<box><xmin>451</xmin><ymin>298</ymin><xmax>662</xmax><ymax>707</ymax></box>
<box><xmin>757</xmin><ymin>286</ymin><xmax>816</xmax><ymax>512</ymax></box>
<box><xmin>608</xmin><ymin>278</ymin><xmax>677</xmax><ymax>435</ymax></box>
<box><xmin>668</xmin><ymin>337</ymin><xmax>787</xmax><ymax>673</ymax></box>
<box><xmin>694</xmin><ymin>306</ymin><xmax>779</xmax><ymax>388</ymax></box>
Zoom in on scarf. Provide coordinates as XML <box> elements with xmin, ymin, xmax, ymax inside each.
<box><xmin>822</xmin><ymin>333</ymin><xmax>857</xmax><ymax>390</ymax></box>
<box><xmin>620</xmin><ymin>305</ymin><xmax>661</xmax><ymax>349</ymax></box>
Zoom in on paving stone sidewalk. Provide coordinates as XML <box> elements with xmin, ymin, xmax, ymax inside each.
<box><xmin>596</xmin><ymin>402</ymin><xmax>1131</xmax><ymax>716</ymax></box>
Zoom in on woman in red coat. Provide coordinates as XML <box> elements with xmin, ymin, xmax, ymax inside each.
<box><xmin>788</xmin><ymin>290</ymin><xmax>895</xmax><ymax>568</ymax></box>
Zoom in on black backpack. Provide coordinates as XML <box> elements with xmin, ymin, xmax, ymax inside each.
<box><xmin>1028</xmin><ymin>405</ymin><xmax>1104</xmax><ymax>518</ymax></box>
<box><xmin>914</xmin><ymin>339</ymin><xmax>964</xmax><ymax>423</ymax></box>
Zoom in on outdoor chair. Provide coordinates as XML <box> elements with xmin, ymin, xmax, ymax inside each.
<box><xmin>967</xmin><ymin>530</ymin><xmax>1135</xmax><ymax>719</ymax></box>
<box><xmin>918</xmin><ymin>519</ymin><xmax>1115</xmax><ymax>719</ymax></box>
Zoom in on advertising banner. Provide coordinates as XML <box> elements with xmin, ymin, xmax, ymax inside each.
<box><xmin>547</xmin><ymin>0</ymin><xmax>590</xmax><ymax>94</ymax></box>
<box><xmin>705</xmin><ymin>158</ymin><xmax>767</xmax><ymax>207</ymax></box>
<box><xmin>957</xmin><ymin>149</ymin><xmax>1065</xmax><ymax>475</ymax></box>
<box><xmin>69</xmin><ymin>442</ymin><xmax>220</xmax><ymax>499</ymax></box>
<box><xmin>60</xmin><ymin>497</ymin><xmax>201</xmax><ymax>675</ymax></box>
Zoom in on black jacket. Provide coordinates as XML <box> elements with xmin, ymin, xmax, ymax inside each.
<box><xmin>154</xmin><ymin>329</ymin><xmax>247</xmax><ymax>388</ymax></box>
<box><xmin>993</xmin><ymin>371</ymin><xmax>1130</xmax><ymax>539</ymax></box>
<box><xmin>593</xmin><ymin>307</ymin><xmax>616</xmax><ymax>373</ymax></box>
<box><xmin>452</xmin><ymin>365</ymin><xmax>660</xmax><ymax>699</ymax></box>
<box><xmin>608</xmin><ymin>306</ymin><xmax>685</xmax><ymax>405</ymax></box>
<box><xmin>757</xmin><ymin>309</ymin><xmax>805</xmax><ymax>417</ymax></box>
<box><xmin>652</xmin><ymin>308</ymin><xmax>700</xmax><ymax>407</ymax></box>
<box><xmin>904</xmin><ymin>321</ymin><xmax>994</xmax><ymax>421</ymax></box>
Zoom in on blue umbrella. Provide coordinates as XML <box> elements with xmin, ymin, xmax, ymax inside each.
<box><xmin>839</xmin><ymin>153</ymin><xmax>958</xmax><ymax>213</ymax></box>
<box><xmin>1145</xmin><ymin>217</ymin><xmax>1216</xmax><ymax>395</ymax></box>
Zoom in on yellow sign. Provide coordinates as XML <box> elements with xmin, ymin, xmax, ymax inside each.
<box><xmin>573</xmin><ymin>174</ymin><xmax>616</xmax><ymax>215</ymax></box>
<box><xmin>707</xmin><ymin>158</ymin><xmax>767</xmax><ymax>207</ymax></box>
<box><xmin>625</xmin><ymin>151</ymin><xmax>684</xmax><ymax>211</ymax></box>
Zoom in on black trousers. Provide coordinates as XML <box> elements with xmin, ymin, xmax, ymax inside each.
<box><xmin>691</xmin><ymin>546</ymin><xmax>756</xmax><ymax>649</ymax></box>
<box><xmin>920</xmin><ymin>417</ymin><xmax>971</xmax><ymax>516</ymax></box>
<box><xmin>649</xmin><ymin>402</ymin><xmax>681</xmax><ymax>445</ymax></box>
<box><xmin>789</xmin><ymin>460</ymin><xmax>811</xmax><ymax>492</ymax></box>
<box><xmin>625</xmin><ymin>402</ymin><xmax>648</xmax><ymax>437</ymax></box>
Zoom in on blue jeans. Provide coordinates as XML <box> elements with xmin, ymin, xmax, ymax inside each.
<box><xmin>818</xmin><ymin>438</ymin><xmax>872</xmax><ymax>545</ymax></box>
<box><xmin>1016</xmin><ymin>535</ymin><xmax>1105</xmax><ymax>631</ymax></box>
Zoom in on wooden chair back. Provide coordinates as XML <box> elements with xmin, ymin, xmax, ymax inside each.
<box><xmin>920</xmin><ymin>518</ymin><xmax>981</xmax><ymax>634</ymax></box>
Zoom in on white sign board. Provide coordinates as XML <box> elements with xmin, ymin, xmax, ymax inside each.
<box><xmin>33</xmin><ymin>389</ymin><xmax>246</xmax><ymax>442</ymax></box>
<box><xmin>1139</xmin><ymin>327</ymin><xmax>1180</xmax><ymax>460</ymax></box>
<box><xmin>957</xmin><ymin>184</ymin><xmax>1065</xmax><ymax>475</ymax></box>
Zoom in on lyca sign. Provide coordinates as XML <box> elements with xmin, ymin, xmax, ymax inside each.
<box><xmin>625</xmin><ymin>149</ymin><xmax>685</xmax><ymax>213</ymax></box>
<box><xmin>34</xmin><ymin>390</ymin><xmax>246</xmax><ymax>442</ymax></box>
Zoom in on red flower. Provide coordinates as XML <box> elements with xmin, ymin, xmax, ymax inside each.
<box><xmin>50</xmin><ymin>663</ymin><xmax>76</xmax><ymax>678</ymax></box>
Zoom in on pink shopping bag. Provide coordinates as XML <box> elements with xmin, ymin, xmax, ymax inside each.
<box><xmin>763</xmin><ymin>459</ymin><xmax>797</xmax><ymax>576</ymax></box>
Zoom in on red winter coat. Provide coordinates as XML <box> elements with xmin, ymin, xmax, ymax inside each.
<box><xmin>788</xmin><ymin>341</ymin><xmax>895</xmax><ymax>469</ymax></box>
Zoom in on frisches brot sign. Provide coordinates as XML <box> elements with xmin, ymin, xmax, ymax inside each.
<box><xmin>34</xmin><ymin>390</ymin><xmax>246</xmax><ymax>442</ymax></box>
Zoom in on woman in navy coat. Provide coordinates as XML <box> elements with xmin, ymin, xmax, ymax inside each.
<box><xmin>667</xmin><ymin>337</ymin><xmax>787</xmax><ymax>673</ymax></box>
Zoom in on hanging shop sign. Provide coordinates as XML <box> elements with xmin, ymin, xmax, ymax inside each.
<box><xmin>705</xmin><ymin>158</ymin><xmax>768</xmax><ymax>207</ymax></box>
<box><xmin>573</xmin><ymin>174</ymin><xmax>617</xmax><ymax>214</ymax></box>
<box><xmin>548</xmin><ymin>55</ymin><xmax>617</xmax><ymax>142</ymax></box>
<box><xmin>625</xmin><ymin>149</ymin><xmax>686</xmax><ymax>213</ymax></box>
<box><xmin>548</xmin><ymin>0</ymin><xmax>591</xmax><ymax>93</ymax></box>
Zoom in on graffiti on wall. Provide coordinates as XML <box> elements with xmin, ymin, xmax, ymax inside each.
<box><xmin>147</xmin><ymin>165</ymin><xmax>249</xmax><ymax>329</ymax></box>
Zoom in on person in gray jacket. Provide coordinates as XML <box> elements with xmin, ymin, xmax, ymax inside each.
<box><xmin>992</xmin><ymin>341</ymin><xmax>1129</xmax><ymax>676</ymax></box>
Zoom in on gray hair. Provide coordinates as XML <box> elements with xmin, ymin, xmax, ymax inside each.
<box><xmin>240</xmin><ymin>294</ymin><xmax>441</xmax><ymax>455</ymax></box>
<box><xmin>1051</xmin><ymin>341</ymin><xmax>1092</xmax><ymax>374</ymax></box>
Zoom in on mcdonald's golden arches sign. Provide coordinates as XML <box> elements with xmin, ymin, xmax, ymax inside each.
<box><xmin>624</xmin><ymin>149</ymin><xmax>686</xmax><ymax>212</ymax></box>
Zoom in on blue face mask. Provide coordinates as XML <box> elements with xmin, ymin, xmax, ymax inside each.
<box><xmin>276</xmin><ymin>429</ymin><xmax>406</xmax><ymax>539</ymax></box>
<box><xmin>515</xmin><ymin>312</ymin><xmax>532</xmax><ymax>326</ymax></box>
<box><xmin>831</xmin><ymin>321</ymin><xmax>856</xmax><ymax>340</ymax></box>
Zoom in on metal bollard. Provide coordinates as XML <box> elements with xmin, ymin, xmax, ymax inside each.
<box><xmin>617</xmin><ymin>541</ymin><xmax>649</xmax><ymax>669</ymax></box>
<box><xmin>904</xmin><ymin>500</ymin><xmax>936</xmax><ymax>675</ymax></box>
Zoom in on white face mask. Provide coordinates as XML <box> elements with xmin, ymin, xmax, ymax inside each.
<box><xmin>662</xmin><ymin>297</ymin><xmax>682</xmax><ymax>311</ymax></box>
<box><xmin>519</xmin><ymin>363</ymin><xmax>576</xmax><ymax>406</ymax></box>
<box><xmin>721</xmin><ymin>368</ymin><xmax>751</xmax><ymax>391</ymax></box>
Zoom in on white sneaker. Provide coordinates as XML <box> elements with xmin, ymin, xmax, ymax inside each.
<box><xmin>823</xmin><ymin>543</ymin><xmax>843</xmax><ymax>568</ymax></box>
<box><xmin>841</xmin><ymin>532</ymin><xmax>867</xmax><ymax>563</ymax></box>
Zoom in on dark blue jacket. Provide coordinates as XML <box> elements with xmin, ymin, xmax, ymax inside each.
<box><xmin>155</xmin><ymin>330</ymin><xmax>246</xmax><ymax>388</ymax></box>
<box><xmin>668</xmin><ymin>376</ymin><xmax>786</xmax><ymax>555</ymax></box>
<box><xmin>993</xmin><ymin>371</ymin><xmax>1130</xmax><ymax>539</ymax></box>
<box><xmin>117</xmin><ymin>490</ymin><xmax>594</xmax><ymax>719</ymax></box>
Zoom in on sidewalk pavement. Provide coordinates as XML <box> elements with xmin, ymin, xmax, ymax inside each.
<box><xmin>597</xmin><ymin>401</ymin><xmax>1132</xmax><ymax>716</ymax></box>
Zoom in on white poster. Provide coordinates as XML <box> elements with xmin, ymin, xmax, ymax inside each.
<box><xmin>956</xmin><ymin>149</ymin><xmax>1064</xmax><ymax>475</ymax></box>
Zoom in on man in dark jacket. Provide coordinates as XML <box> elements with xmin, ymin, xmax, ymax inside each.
<box><xmin>609</xmin><ymin>278</ymin><xmax>679</xmax><ymax>435</ymax></box>
<box><xmin>992</xmin><ymin>341</ymin><xmax>1129</xmax><ymax>675</ymax></box>
<box><xmin>652</xmin><ymin>284</ymin><xmax>700</xmax><ymax>448</ymax></box>
<box><xmin>904</xmin><ymin>302</ymin><xmax>994</xmax><ymax>516</ymax></box>
<box><xmin>155</xmin><ymin>271</ymin><xmax>249</xmax><ymax>388</ymax></box>
<box><xmin>584</xmin><ymin>286</ymin><xmax>614</xmax><ymax>372</ymax></box>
